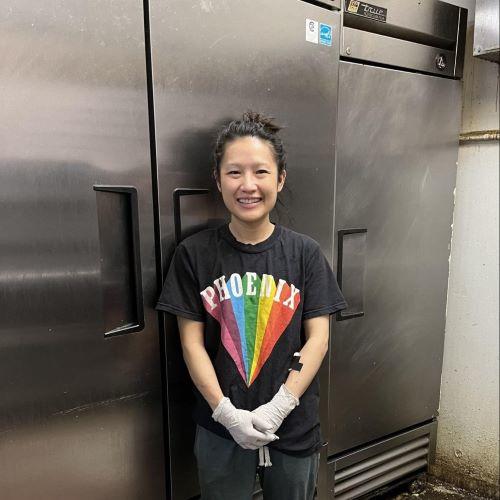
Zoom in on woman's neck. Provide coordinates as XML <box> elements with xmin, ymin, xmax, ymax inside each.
<box><xmin>228</xmin><ymin>218</ymin><xmax>275</xmax><ymax>245</ymax></box>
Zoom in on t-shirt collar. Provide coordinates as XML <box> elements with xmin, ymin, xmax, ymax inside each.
<box><xmin>219</xmin><ymin>223</ymin><xmax>281</xmax><ymax>253</ymax></box>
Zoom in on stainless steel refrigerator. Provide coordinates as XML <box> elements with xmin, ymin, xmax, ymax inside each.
<box><xmin>147</xmin><ymin>0</ymin><xmax>342</xmax><ymax>497</ymax></box>
<box><xmin>328</xmin><ymin>2</ymin><xmax>466</xmax><ymax>498</ymax></box>
<box><xmin>0</xmin><ymin>1</ymin><xmax>166</xmax><ymax>498</ymax></box>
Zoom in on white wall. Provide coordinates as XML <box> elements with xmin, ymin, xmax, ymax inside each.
<box><xmin>431</xmin><ymin>6</ymin><xmax>500</xmax><ymax>496</ymax></box>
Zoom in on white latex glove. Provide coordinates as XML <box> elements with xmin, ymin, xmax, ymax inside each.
<box><xmin>212</xmin><ymin>397</ymin><xmax>279</xmax><ymax>450</ymax></box>
<box><xmin>251</xmin><ymin>384</ymin><xmax>300</xmax><ymax>434</ymax></box>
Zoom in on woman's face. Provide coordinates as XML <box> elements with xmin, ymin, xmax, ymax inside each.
<box><xmin>217</xmin><ymin>136</ymin><xmax>286</xmax><ymax>225</ymax></box>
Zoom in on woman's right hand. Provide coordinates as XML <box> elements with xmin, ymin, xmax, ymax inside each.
<box><xmin>212</xmin><ymin>397</ymin><xmax>279</xmax><ymax>450</ymax></box>
<box><xmin>177</xmin><ymin>318</ymin><xmax>278</xmax><ymax>449</ymax></box>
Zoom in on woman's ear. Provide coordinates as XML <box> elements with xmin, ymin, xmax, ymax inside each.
<box><xmin>277</xmin><ymin>169</ymin><xmax>286</xmax><ymax>192</ymax></box>
<box><xmin>213</xmin><ymin>171</ymin><xmax>222</xmax><ymax>192</ymax></box>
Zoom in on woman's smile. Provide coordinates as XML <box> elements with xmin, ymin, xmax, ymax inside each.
<box><xmin>237</xmin><ymin>197</ymin><xmax>263</xmax><ymax>206</ymax></box>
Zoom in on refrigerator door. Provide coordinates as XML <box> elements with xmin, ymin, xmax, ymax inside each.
<box><xmin>0</xmin><ymin>2</ymin><xmax>165</xmax><ymax>498</ymax></box>
<box><xmin>329</xmin><ymin>61</ymin><xmax>461</xmax><ymax>455</ymax></box>
<box><xmin>148</xmin><ymin>1</ymin><xmax>340</xmax><ymax>497</ymax></box>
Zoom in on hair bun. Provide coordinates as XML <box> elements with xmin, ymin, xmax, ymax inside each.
<box><xmin>242</xmin><ymin>110</ymin><xmax>282</xmax><ymax>134</ymax></box>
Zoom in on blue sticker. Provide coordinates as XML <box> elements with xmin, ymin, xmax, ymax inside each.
<box><xmin>319</xmin><ymin>23</ymin><xmax>332</xmax><ymax>46</ymax></box>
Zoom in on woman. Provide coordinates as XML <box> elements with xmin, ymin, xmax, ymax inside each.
<box><xmin>157</xmin><ymin>111</ymin><xmax>347</xmax><ymax>499</ymax></box>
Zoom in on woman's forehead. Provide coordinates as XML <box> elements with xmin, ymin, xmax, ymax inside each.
<box><xmin>222</xmin><ymin>136</ymin><xmax>276</xmax><ymax>163</ymax></box>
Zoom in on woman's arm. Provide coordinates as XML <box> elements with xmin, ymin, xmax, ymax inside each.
<box><xmin>177</xmin><ymin>316</ymin><xmax>278</xmax><ymax>448</ymax></box>
<box><xmin>251</xmin><ymin>315</ymin><xmax>330</xmax><ymax>433</ymax></box>
<box><xmin>284</xmin><ymin>314</ymin><xmax>330</xmax><ymax>398</ymax></box>
<box><xmin>177</xmin><ymin>316</ymin><xmax>224</xmax><ymax>411</ymax></box>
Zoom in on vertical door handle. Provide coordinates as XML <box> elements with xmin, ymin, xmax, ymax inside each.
<box><xmin>94</xmin><ymin>185</ymin><xmax>144</xmax><ymax>336</ymax></box>
<box><xmin>337</xmin><ymin>228</ymin><xmax>367</xmax><ymax>321</ymax></box>
<box><xmin>173</xmin><ymin>188</ymin><xmax>210</xmax><ymax>245</ymax></box>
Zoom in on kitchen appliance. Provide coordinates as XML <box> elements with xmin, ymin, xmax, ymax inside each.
<box><xmin>147</xmin><ymin>0</ymin><xmax>341</xmax><ymax>497</ymax></box>
<box><xmin>0</xmin><ymin>1</ymin><xmax>166</xmax><ymax>498</ymax></box>
<box><xmin>329</xmin><ymin>1</ymin><xmax>466</xmax><ymax>496</ymax></box>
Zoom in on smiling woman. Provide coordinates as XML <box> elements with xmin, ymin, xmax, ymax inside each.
<box><xmin>156</xmin><ymin>111</ymin><xmax>347</xmax><ymax>500</ymax></box>
<box><xmin>212</xmin><ymin>112</ymin><xmax>287</xmax><ymax>243</ymax></box>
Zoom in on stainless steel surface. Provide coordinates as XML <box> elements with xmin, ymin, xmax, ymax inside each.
<box><xmin>453</xmin><ymin>8</ymin><xmax>468</xmax><ymax>79</ymax></box>
<box><xmin>341</xmin><ymin>1</ymin><xmax>467</xmax><ymax>78</ymax></box>
<box><xmin>334</xmin><ymin>436</ymin><xmax>430</xmax><ymax>481</ymax></box>
<box><xmin>0</xmin><ymin>1</ymin><xmax>165</xmax><ymax>498</ymax></box>
<box><xmin>342</xmin><ymin>0</ymin><xmax>461</xmax><ymax>47</ymax></box>
<box><xmin>332</xmin><ymin>422</ymin><xmax>437</xmax><ymax>470</ymax></box>
<box><xmin>329</xmin><ymin>61</ymin><xmax>461</xmax><ymax>456</ymax></box>
<box><xmin>328</xmin><ymin>422</ymin><xmax>437</xmax><ymax>498</ymax></box>
<box><xmin>336</xmin><ymin>460</ymin><xmax>427</xmax><ymax>499</ymax></box>
<box><xmin>148</xmin><ymin>1</ymin><xmax>340</xmax><ymax>497</ymax></box>
<box><xmin>303</xmin><ymin>0</ymin><xmax>341</xmax><ymax>9</ymax></box>
<box><xmin>341</xmin><ymin>26</ymin><xmax>459</xmax><ymax>77</ymax></box>
<box><xmin>335</xmin><ymin>454</ymin><xmax>427</xmax><ymax>495</ymax></box>
<box><xmin>473</xmin><ymin>0</ymin><xmax>500</xmax><ymax>62</ymax></box>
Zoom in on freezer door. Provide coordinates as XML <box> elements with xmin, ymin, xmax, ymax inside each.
<box><xmin>148</xmin><ymin>1</ymin><xmax>340</xmax><ymax>497</ymax></box>
<box><xmin>0</xmin><ymin>2</ymin><xmax>165</xmax><ymax>498</ymax></box>
<box><xmin>329</xmin><ymin>61</ymin><xmax>461</xmax><ymax>455</ymax></box>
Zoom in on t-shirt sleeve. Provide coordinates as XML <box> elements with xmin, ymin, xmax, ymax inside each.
<box><xmin>302</xmin><ymin>243</ymin><xmax>348</xmax><ymax>320</ymax></box>
<box><xmin>155</xmin><ymin>243</ymin><xmax>205</xmax><ymax>322</ymax></box>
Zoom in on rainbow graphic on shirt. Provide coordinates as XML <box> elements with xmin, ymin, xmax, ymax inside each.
<box><xmin>200</xmin><ymin>272</ymin><xmax>301</xmax><ymax>386</ymax></box>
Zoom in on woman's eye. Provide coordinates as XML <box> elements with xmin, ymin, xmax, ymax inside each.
<box><xmin>227</xmin><ymin>170</ymin><xmax>240</xmax><ymax>176</ymax></box>
<box><xmin>256</xmin><ymin>170</ymin><xmax>270</xmax><ymax>175</ymax></box>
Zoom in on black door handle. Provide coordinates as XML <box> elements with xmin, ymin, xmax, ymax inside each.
<box><xmin>94</xmin><ymin>185</ymin><xmax>144</xmax><ymax>336</ymax></box>
<box><xmin>173</xmin><ymin>188</ymin><xmax>210</xmax><ymax>245</ymax></box>
<box><xmin>336</xmin><ymin>228</ymin><xmax>367</xmax><ymax>322</ymax></box>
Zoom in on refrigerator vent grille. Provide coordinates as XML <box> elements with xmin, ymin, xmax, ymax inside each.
<box><xmin>333</xmin><ymin>435</ymin><xmax>430</xmax><ymax>499</ymax></box>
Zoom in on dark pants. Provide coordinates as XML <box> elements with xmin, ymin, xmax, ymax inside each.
<box><xmin>194</xmin><ymin>425</ymin><xmax>320</xmax><ymax>500</ymax></box>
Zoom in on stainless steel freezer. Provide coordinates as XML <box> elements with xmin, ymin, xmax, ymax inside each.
<box><xmin>326</xmin><ymin>2</ymin><xmax>466</xmax><ymax>498</ymax></box>
<box><xmin>147</xmin><ymin>1</ymin><xmax>342</xmax><ymax>497</ymax></box>
<box><xmin>0</xmin><ymin>1</ymin><xmax>166</xmax><ymax>499</ymax></box>
<box><xmin>330</xmin><ymin>62</ymin><xmax>462</xmax><ymax>455</ymax></box>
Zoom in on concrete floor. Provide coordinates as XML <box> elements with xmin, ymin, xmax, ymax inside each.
<box><xmin>373</xmin><ymin>474</ymin><xmax>492</xmax><ymax>499</ymax></box>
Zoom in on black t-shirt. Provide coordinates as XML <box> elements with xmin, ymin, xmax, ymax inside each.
<box><xmin>156</xmin><ymin>224</ymin><xmax>347</xmax><ymax>456</ymax></box>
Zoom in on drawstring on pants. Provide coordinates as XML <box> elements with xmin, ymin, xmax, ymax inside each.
<box><xmin>258</xmin><ymin>445</ymin><xmax>272</xmax><ymax>467</ymax></box>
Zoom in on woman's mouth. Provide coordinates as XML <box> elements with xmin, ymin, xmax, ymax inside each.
<box><xmin>237</xmin><ymin>197</ymin><xmax>262</xmax><ymax>206</ymax></box>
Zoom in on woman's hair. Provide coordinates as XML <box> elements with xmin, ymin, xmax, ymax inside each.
<box><xmin>212</xmin><ymin>111</ymin><xmax>286</xmax><ymax>181</ymax></box>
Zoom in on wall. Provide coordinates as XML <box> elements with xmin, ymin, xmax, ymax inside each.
<box><xmin>431</xmin><ymin>6</ymin><xmax>500</xmax><ymax>496</ymax></box>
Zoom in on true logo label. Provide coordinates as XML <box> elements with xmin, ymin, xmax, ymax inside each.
<box><xmin>345</xmin><ymin>0</ymin><xmax>387</xmax><ymax>23</ymax></box>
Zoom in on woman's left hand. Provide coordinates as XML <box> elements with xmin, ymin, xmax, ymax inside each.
<box><xmin>252</xmin><ymin>384</ymin><xmax>299</xmax><ymax>434</ymax></box>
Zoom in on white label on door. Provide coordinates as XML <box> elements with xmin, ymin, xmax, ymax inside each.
<box><xmin>305</xmin><ymin>19</ymin><xmax>319</xmax><ymax>44</ymax></box>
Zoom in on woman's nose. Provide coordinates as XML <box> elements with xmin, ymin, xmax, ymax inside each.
<box><xmin>240</xmin><ymin>173</ymin><xmax>257</xmax><ymax>191</ymax></box>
